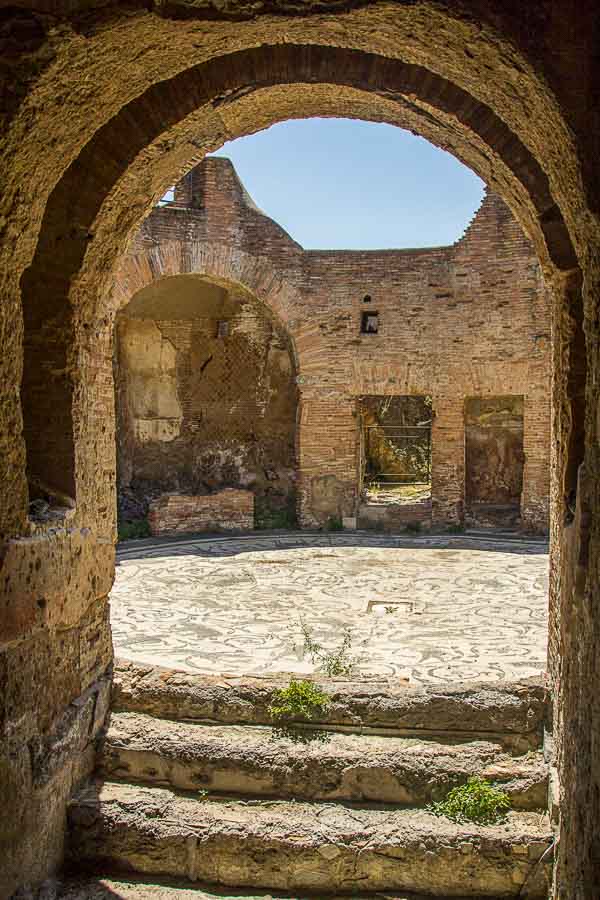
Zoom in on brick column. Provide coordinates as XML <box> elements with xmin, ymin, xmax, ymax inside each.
<box><xmin>297</xmin><ymin>393</ymin><xmax>359</xmax><ymax>528</ymax></box>
<box><xmin>521</xmin><ymin>394</ymin><xmax>551</xmax><ymax>533</ymax></box>
<box><xmin>431</xmin><ymin>396</ymin><xmax>465</xmax><ymax>526</ymax></box>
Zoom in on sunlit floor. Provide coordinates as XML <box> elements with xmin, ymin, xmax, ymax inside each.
<box><xmin>110</xmin><ymin>531</ymin><xmax>548</xmax><ymax>685</ymax></box>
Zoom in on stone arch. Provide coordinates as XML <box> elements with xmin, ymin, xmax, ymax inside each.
<box><xmin>4</xmin><ymin>7</ymin><xmax>599</xmax><ymax>894</ymax></box>
<box><xmin>112</xmin><ymin>239</ymin><xmax>303</xmax><ymax>370</ymax></box>
<box><xmin>13</xmin><ymin>41</ymin><xmax>586</xmax><ymax>541</ymax></box>
<box><xmin>113</xmin><ymin>251</ymin><xmax>301</xmax><ymax>526</ymax></box>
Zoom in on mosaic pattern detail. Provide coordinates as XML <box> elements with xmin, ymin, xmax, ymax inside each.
<box><xmin>111</xmin><ymin>532</ymin><xmax>549</xmax><ymax>685</ymax></box>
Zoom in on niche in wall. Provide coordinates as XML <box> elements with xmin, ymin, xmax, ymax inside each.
<box><xmin>464</xmin><ymin>396</ymin><xmax>524</xmax><ymax>528</ymax></box>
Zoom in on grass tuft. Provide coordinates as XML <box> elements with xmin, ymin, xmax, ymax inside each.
<box><xmin>324</xmin><ymin>515</ymin><xmax>344</xmax><ymax>531</ymax></box>
<box><xmin>118</xmin><ymin>518</ymin><xmax>151</xmax><ymax>541</ymax></box>
<box><xmin>268</xmin><ymin>679</ymin><xmax>330</xmax><ymax>723</ymax></box>
<box><xmin>428</xmin><ymin>777</ymin><xmax>511</xmax><ymax>825</ymax></box>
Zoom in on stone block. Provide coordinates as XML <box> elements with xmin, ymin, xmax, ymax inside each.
<box><xmin>148</xmin><ymin>490</ymin><xmax>254</xmax><ymax>536</ymax></box>
<box><xmin>0</xmin><ymin>629</ymin><xmax>80</xmax><ymax>738</ymax></box>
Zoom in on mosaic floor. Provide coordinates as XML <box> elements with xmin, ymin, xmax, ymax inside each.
<box><xmin>111</xmin><ymin>531</ymin><xmax>549</xmax><ymax>685</ymax></box>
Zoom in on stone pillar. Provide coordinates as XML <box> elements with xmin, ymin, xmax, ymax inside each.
<box><xmin>431</xmin><ymin>396</ymin><xmax>464</xmax><ymax>526</ymax></box>
<box><xmin>297</xmin><ymin>393</ymin><xmax>359</xmax><ymax>528</ymax></box>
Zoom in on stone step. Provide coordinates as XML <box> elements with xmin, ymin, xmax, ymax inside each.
<box><xmin>56</xmin><ymin>874</ymin><xmax>512</xmax><ymax>900</ymax></box>
<box><xmin>100</xmin><ymin>712</ymin><xmax>548</xmax><ymax>810</ymax></box>
<box><xmin>113</xmin><ymin>660</ymin><xmax>547</xmax><ymax>752</ymax></box>
<box><xmin>68</xmin><ymin>781</ymin><xmax>553</xmax><ymax>898</ymax></box>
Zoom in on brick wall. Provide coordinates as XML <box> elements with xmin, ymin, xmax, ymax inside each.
<box><xmin>114</xmin><ymin>275</ymin><xmax>298</xmax><ymax>522</ymax></box>
<box><xmin>148</xmin><ymin>489</ymin><xmax>254</xmax><ymax>535</ymax></box>
<box><xmin>114</xmin><ymin>157</ymin><xmax>551</xmax><ymax>533</ymax></box>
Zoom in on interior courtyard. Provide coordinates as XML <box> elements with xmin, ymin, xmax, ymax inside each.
<box><xmin>1</xmin><ymin>3</ymin><xmax>599</xmax><ymax>898</ymax></box>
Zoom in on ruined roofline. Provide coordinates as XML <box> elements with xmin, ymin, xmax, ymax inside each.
<box><xmin>204</xmin><ymin>157</ymin><xmax>462</xmax><ymax>254</ymax></box>
<box><xmin>201</xmin><ymin>156</ymin><xmax>304</xmax><ymax>251</ymax></box>
<box><xmin>168</xmin><ymin>157</ymin><xmax>527</xmax><ymax>258</ymax></box>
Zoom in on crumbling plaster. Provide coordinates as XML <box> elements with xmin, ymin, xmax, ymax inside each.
<box><xmin>114</xmin><ymin>272</ymin><xmax>298</xmax><ymax>512</ymax></box>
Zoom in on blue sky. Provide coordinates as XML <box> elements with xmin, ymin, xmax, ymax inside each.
<box><xmin>211</xmin><ymin>119</ymin><xmax>485</xmax><ymax>250</ymax></box>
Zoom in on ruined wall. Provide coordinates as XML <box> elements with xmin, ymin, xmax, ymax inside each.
<box><xmin>114</xmin><ymin>274</ymin><xmax>297</xmax><ymax>523</ymax></box>
<box><xmin>0</xmin><ymin>528</ymin><xmax>114</xmax><ymax>897</ymax></box>
<box><xmin>299</xmin><ymin>185</ymin><xmax>550</xmax><ymax>531</ymax></box>
<box><xmin>2</xmin><ymin>5</ymin><xmax>597</xmax><ymax>893</ymax></box>
<box><xmin>148</xmin><ymin>488</ymin><xmax>254</xmax><ymax>535</ymax></box>
<box><xmin>119</xmin><ymin>158</ymin><xmax>551</xmax><ymax>533</ymax></box>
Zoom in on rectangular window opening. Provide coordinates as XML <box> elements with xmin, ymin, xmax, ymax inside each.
<box><xmin>361</xmin><ymin>311</ymin><xmax>379</xmax><ymax>334</ymax></box>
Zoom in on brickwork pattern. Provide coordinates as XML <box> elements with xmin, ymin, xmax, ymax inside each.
<box><xmin>115</xmin><ymin>158</ymin><xmax>551</xmax><ymax>533</ymax></box>
<box><xmin>115</xmin><ymin>279</ymin><xmax>297</xmax><ymax>510</ymax></box>
<box><xmin>0</xmin><ymin>6</ymin><xmax>597</xmax><ymax>895</ymax></box>
<box><xmin>148</xmin><ymin>489</ymin><xmax>254</xmax><ymax>536</ymax></box>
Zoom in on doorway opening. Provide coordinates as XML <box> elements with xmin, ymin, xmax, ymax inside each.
<box><xmin>464</xmin><ymin>396</ymin><xmax>525</xmax><ymax>530</ymax></box>
<box><xmin>358</xmin><ymin>395</ymin><xmax>433</xmax><ymax>531</ymax></box>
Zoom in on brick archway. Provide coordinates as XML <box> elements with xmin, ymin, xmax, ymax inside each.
<box><xmin>15</xmin><ymin>44</ymin><xmax>583</xmax><ymax>540</ymax></box>
<box><xmin>113</xmin><ymin>239</ymin><xmax>302</xmax><ymax>353</ymax></box>
<box><xmin>2</xmin><ymin>8</ymin><xmax>597</xmax><ymax>894</ymax></box>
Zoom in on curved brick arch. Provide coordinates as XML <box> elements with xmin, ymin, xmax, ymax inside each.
<box><xmin>113</xmin><ymin>239</ymin><xmax>304</xmax><ymax>374</ymax></box>
<box><xmin>4</xmin><ymin>7</ymin><xmax>600</xmax><ymax>896</ymax></box>
<box><xmin>17</xmin><ymin>42</ymin><xmax>585</xmax><ymax>529</ymax></box>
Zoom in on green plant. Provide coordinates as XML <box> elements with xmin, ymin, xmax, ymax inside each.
<box><xmin>268</xmin><ymin>679</ymin><xmax>330</xmax><ymax>722</ymax></box>
<box><xmin>254</xmin><ymin>494</ymin><xmax>297</xmax><ymax>530</ymax></box>
<box><xmin>299</xmin><ymin>618</ymin><xmax>358</xmax><ymax>677</ymax></box>
<box><xmin>446</xmin><ymin>522</ymin><xmax>466</xmax><ymax>534</ymax></box>
<box><xmin>118</xmin><ymin>518</ymin><xmax>151</xmax><ymax>541</ymax></box>
<box><xmin>325</xmin><ymin>515</ymin><xmax>344</xmax><ymax>532</ymax></box>
<box><xmin>428</xmin><ymin>777</ymin><xmax>511</xmax><ymax>825</ymax></box>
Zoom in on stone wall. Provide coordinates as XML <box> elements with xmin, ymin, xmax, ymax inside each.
<box><xmin>115</xmin><ymin>158</ymin><xmax>551</xmax><ymax>533</ymax></box>
<box><xmin>0</xmin><ymin>530</ymin><xmax>114</xmax><ymax>898</ymax></box>
<box><xmin>2</xmin><ymin>5</ymin><xmax>597</xmax><ymax>894</ymax></box>
<box><xmin>148</xmin><ymin>489</ymin><xmax>254</xmax><ymax>536</ymax></box>
<box><xmin>114</xmin><ymin>273</ymin><xmax>297</xmax><ymax>523</ymax></box>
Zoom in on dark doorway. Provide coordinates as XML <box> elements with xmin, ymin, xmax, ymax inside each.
<box><xmin>464</xmin><ymin>396</ymin><xmax>525</xmax><ymax>529</ymax></box>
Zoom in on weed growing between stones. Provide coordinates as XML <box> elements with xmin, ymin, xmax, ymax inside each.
<box><xmin>428</xmin><ymin>777</ymin><xmax>511</xmax><ymax>825</ymax></box>
<box><xmin>325</xmin><ymin>515</ymin><xmax>344</xmax><ymax>531</ymax></box>
<box><xmin>117</xmin><ymin>518</ymin><xmax>151</xmax><ymax>541</ymax></box>
<box><xmin>446</xmin><ymin>523</ymin><xmax>466</xmax><ymax>534</ymax></box>
<box><xmin>254</xmin><ymin>494</ymin><xmax>297</xmax><ymax>530</ymax></box>
<box><xmin>299</xmin><ymin>618</ymin><xmax>359</xmax><ymax>677</ymax></box>
<box><xmin>268</xmin><ymin>679</ymin><xmax>330</xmax><ymax>723</ymax></box>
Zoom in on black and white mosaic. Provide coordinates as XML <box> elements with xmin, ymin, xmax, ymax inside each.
<box><xmin>111</xmin><ymin>531</ymin><xmax>548</xmax><ymax>684</ymax></box>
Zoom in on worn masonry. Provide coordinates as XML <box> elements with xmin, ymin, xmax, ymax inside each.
<box><xmin>114</xmin><ymin>158</ymin><xmax>551</xmax><ymax>533</ymax></box>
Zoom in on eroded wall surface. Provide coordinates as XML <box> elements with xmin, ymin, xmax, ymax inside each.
<box><xmin>114</xmin><ymin>274</ymin><xmax>297</xmax><ymax>522</ymax></box>
<box><xmin>0</xmin><ymin>529</ymin><xmax>114</xmax><ymax>897</ymax></box>
<box><xmin>116</xmin><ymin>158</ymin><xmax>551</xmax><ymax>533</ymax></box>
<box><xmin>1</xmin><ymin>4</ymin><xmax>598</xmax><ymax>896</ymax></box>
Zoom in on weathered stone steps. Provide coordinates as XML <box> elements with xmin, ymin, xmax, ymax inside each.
<box><xmin>113</xmin><ymin>660</ymin><xmax>547</xmax><ymax>751</ymax></box>
<box><xmin>67</xmin><ymin>781</ymin><xmax>552</xmax><ymax>897</ymax></box>
<box><xmin>100</xmin><ymin>711</ymin><xmax>548</xmax><ymax>810</ymax></box>
<box><xmin>56</xmin><ymin>874</ymin><xmax>513</xmax><ymax>900</ymax></box>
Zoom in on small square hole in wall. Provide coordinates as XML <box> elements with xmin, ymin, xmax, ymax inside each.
<box><xmin>361</xmin><ymin>311</ymin><xmax>379</xmax><ymax>334</ymax></box>
<box><xmin>216</xmin><ymin>320</ymin><xmax>230</xmax><ymax>338</ymax></box>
